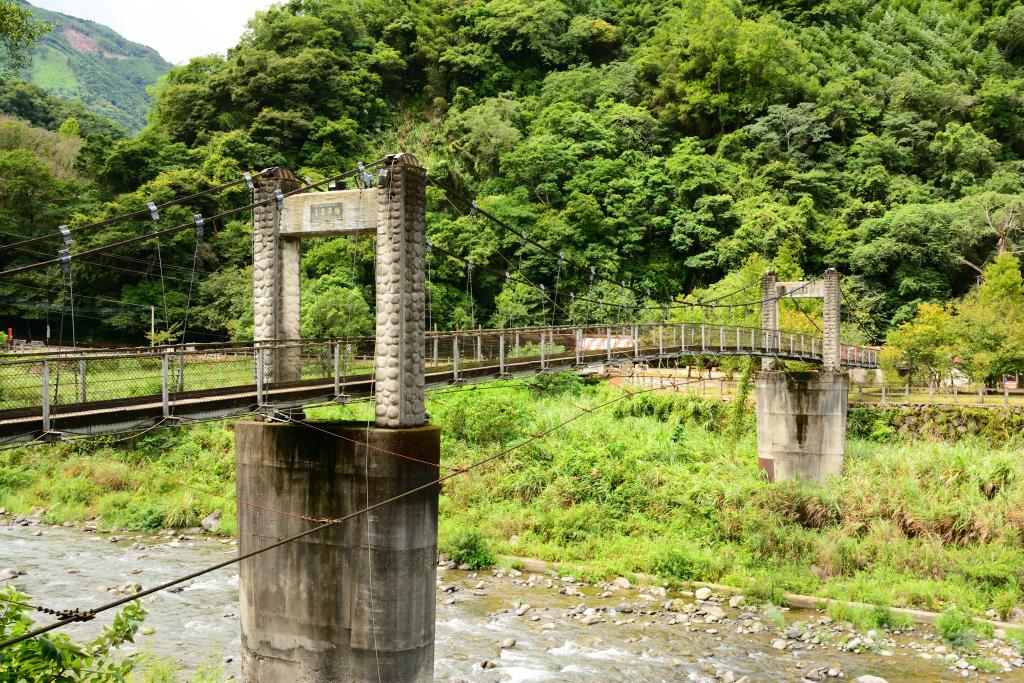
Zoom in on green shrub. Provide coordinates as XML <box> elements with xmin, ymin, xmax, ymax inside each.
<box><xmin>847</xmin><ymin>407</ymin><xmax>897</xmax><ymax>441</ymax></box>
<box><xmin>438</xmin><ymin>394</ymin><xmax>530</xmax><ymax>445</ymax></box>
<box><xmin>826</xmin><ymin>602</ymin><xmax>912</xmax><ymax>630</ymax></box>
<box><xmin>98</xmin><ymin>492</ymin><xmax>164</xmax><ymax>530</ymax></box>
<box><xmin>0</xmin><ymin>465</ymin><xmax>31</xmax><ymax>490</ymax></box>
<box><xmin>523</xmin><ymin>371</ymin><xmax>584</xmax><ymax>397</ymax></box>
<box><xmin>937</xmin><ymin>606</ymin><xmax>979</xmax><ymax>648</ymax></box>
<box><xmin>442</xmin><ymin>530</ymin><xmax>496</xmax><ymax>569</ymax></box>
<box><xmin>615</xmin><ymin>394</ymin><xmax>727</xmax><ymax>432</ymax></box>
<box><xmin>52</xmin><ymin>477</ymin><xmax>98</xmax><ymax>505</ymax></box>
<box><xmin>649</xmin><ymin>545</ymin><xmax>725</xmax><ymax>582</ymax></box>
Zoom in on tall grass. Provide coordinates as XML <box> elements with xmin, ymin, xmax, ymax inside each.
<box><xmin>2</xmin><ymin>375</ymin><xmax>1022</xmax><ymax>622</ymax></box>
<box><xmin>428</xmin><ymin>377</ymin><xmax>1024</xmax><ymax>620</ymax></box>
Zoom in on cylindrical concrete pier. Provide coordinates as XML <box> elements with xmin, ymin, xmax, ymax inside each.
<box><xmin>754</xmin><ymin>371</ymin><xmax>848</xmax><ymax>482</ymax></box>
<box><xmin>235</xmin><ymin>420</ymin><xmax>441</xmax><ymax>682</ymax></box>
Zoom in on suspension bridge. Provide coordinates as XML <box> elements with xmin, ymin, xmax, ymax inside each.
<box><xmin>0</xmin><ymin>321</ymin><xmax>877</xmax><ymax>443</ymax></box>
<box><xmin>0</xmin><ymin>154</ymin><xmax>877</xmax><ymax>681</ymax></box>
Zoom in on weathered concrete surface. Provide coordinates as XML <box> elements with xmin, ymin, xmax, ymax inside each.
<box><xmin>236</xmin><ymin>420</ymin><xmax>440</xmax><ymax>683</ymax></box>
<box><xmin>279</xmin><ymin>189</ymin><xmax>379</xmax><ymax>238</ymax></box>
<box><xmin>374</xmin><ymin>155</ymin><xmax>428</xmax><ymax>428</ymax></box>
<box><xmin>755</xmin><ymin>371</ymin><xmax>848</xmax><ymax>482</ymax></box>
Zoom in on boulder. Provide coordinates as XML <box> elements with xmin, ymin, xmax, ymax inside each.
<box><xmin>200</xmin><ymin>509</ymin><xmax>222</xmax><ymax>533</ymax></box>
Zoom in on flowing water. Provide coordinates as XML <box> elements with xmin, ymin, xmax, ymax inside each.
<box><xmin>1</xmin><ymin>522</ymin><xmax>1014</xmax><ymax>682</ymax></box>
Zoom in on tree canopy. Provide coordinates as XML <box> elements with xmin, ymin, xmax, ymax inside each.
<box><xmin>0</xmin><ymin>0</ymin><xmax>1023</xmax><ymax>347</ymax></box>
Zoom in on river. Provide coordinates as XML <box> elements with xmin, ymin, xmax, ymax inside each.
<box><xmin>2</xmin><ymin>520</ymin><xmax>1020</xmax><ymax>681</ymax></box>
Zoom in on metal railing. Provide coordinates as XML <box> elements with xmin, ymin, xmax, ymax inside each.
<box><xmin>0</xmin><ymin>323</ymin><xmax>878</xmax><ymax>425</ymax></box>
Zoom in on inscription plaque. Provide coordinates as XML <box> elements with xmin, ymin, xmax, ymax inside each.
<box><xmin>310</xmin><ymin>201</ymin><xmax>344</xmax><ymax>224</ymax></box>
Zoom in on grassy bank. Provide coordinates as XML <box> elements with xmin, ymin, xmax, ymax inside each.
<box><xmin>0</xmin><ymin>420</ymin><xmax>238</xmax><ymax>535</ymax></box>
<box><xmin>2</xmin><ymin>375</ymin><xmax>1023</xmax><ymax>622</ymax></box>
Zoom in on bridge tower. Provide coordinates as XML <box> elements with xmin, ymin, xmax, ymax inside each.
<box><xmin>755</xmin><ymin>268</ymin><xmax>848</xmax><ymax>482</ymax></box>
<box><xmin>238</xmin><ymin>155</ymin><xmax>438</xmax><ymax>682</ymax></box>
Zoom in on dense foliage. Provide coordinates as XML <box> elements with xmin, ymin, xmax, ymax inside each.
<box><xmin>0</xmin><ymin>0</ymin><xmax>1022</xmax><ymax>348</ymax></box>
<box><xmin>882</xmin><ymin>252</ymin><xmax>1024</xmax><ymax>384</ymax></box>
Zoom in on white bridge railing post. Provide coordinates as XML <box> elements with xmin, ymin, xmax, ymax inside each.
<box><xmin>333</xmin><ymin>342</ymin><xmax>341</xmax><ymax>397</ymax></box>
<box><xmin>499</xmin><ymin>332</ymin><xmax>506</xmax><ymax>375</ymax></box>
<box><xmin>452</xmin><ymin>336</ymin><xmax>460</xmax><ymax>381</ymax></box>
<box><xmin>162</xmin><ymin>350</ymin><xmax>171</xmax><ymax>417</ymax></box>
<box><xmin>78</xmin><ymin>359</ymin><xmax>87</xmax><ymax>404</ymax></box>
<box><xmin>41</xmin><ymin>360</ymin><xmax>50</xmax><ymax>433</ymax></box>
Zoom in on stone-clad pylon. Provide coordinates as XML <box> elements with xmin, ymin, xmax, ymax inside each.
<box><xmin>239</xmin><ymin>155</ymin><xmax>438</xmax><ymax>683</ymax></box>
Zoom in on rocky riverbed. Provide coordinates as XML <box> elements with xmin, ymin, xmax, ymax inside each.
<box><xmin>1</xmin><ymin>512</ymin><xmax>1023</xmax><ymax>681</ymax></box>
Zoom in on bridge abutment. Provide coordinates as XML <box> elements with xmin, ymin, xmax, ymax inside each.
<box><xmin>236</xmin><ymin>420</ymin><xmax>440</xmax><ymax>683</ymax></box>
<box><xmin>755</xmin><ymin>371</ymin><xmax>847</xmax><ymax>482</ymax></box>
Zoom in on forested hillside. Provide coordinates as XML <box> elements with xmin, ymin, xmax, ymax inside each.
<box><xmin>0</xmin><ymin>0</ymin><xmax>1022</xmax><ymax>377</ymax></box>
<box><xmin>14</xmin><ymin>0</ymin><xmax>170</xmax><ymax>132</ymax></box>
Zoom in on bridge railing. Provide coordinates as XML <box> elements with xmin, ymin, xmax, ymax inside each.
<box><xmin>0</xmin><ymin>323</ymin><xmax>877</xmax><ymax>419</ymax></box>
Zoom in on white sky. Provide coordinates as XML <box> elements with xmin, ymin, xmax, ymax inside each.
<box><xmin>29</xmin><ymin>0</ymin><xmax>276</xmax><ymax>64</ymax></box>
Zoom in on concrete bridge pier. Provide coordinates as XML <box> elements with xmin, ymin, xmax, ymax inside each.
<box><xmin>238</xmin><ymin>155</ymin><xmax>438</xmax><ymax>682</ymax></box>
<box><xmin>755</xmin><ymin>371</ymin><xmax>847</xmax><ymax>482</ymax></box>
<box><xmin>236</xmin><ymin>421</ymin><xmax>440</xmax><ymax>682</ymax></box>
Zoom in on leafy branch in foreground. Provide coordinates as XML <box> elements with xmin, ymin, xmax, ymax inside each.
<box><xmin>0</xmin><ymin>584</ymin><xmax>145</xmax><ymax>682</ymax></box>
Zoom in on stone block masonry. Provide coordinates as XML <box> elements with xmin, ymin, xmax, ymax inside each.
<box><xmin>374</xmin><ymin>155</ymin><xmax>428</xmax><ymax>428</ymax></box>
<box><xmin>252</xmin><ymin>168</ymin><xmax>303</xmax><ymax>384</ymax></box>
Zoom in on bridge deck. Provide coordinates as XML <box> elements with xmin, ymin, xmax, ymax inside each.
<box><xmin>0</xmin><ymin>323</ymin><xmax>877</xmax><ymax>443</ymax></box>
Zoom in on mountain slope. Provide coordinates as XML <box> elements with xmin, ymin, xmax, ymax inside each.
<box><xmin>16</xmin><ymin>0</ymin><xmax>171</xmax><ymax>132</ymax></box>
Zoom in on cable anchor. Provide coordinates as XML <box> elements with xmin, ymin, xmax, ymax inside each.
<box><xmin>243</xmin><ymin>172</ymin><xmax>254</xmax><ymax>191</ymax></box>
<box><xmin>147</xmin><ymin>202</ymin><xmax>159</xmax><ymax>222</ymax></box>
<box><xmin>193</xmin><ymin>214</ymin><xmax>205</xmax><ymax>239</ymax></box>
<box><xmin>58</xmin><ymin>249</ymin><xmax>71</xmax><ymax>277</ymax></box>
<box><xmin>357</xmin><ymin>161</ymin><xmax>373</xmax><ymax>189</ymax></box>
<box><xmin>58</xmin><ymin>225</ymin><xmax>72</xmax><ymax>248</ymax></box>
<box><xmin>274</xmin><ymin>189</ymin><xmax>285</xmax><ymax>212</ymax></box>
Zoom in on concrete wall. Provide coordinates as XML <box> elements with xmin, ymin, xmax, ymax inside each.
<box><xmin>236</xmin><ymin>420</ymin><xmax>440</xmax><ymax>682</ymax></box>
<box><xmin>755</xmin><ymin>371</ymin><xmax>848</xmax><ymax>482</ymax></box>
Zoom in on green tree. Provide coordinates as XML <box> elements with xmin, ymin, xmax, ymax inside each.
<box><xmin>0</xmin><ymin>0</ymin><xmax>50</xmax><ymax>71</ymax></box>
<box><xmin>56</xmin><ymin>116</ymin><xmax>79</xmax><ymax>138</ymax></box>
<box><xmin>953</xmin><ymin>253</ymin><xmax>1024</xmax><ymax>384</ymax></box>
<box><xmin>301</xmin><ymin>285</ymin><xmax>373</xmax><ymax>339</ymax></box>
<box><xmin>880</xmin><ymin>302</ymin><xmax>956</xmax><ymax>385</ymax></box>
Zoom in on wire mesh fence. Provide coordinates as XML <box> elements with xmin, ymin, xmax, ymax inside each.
<box><xmin>0</xmin><ymin>324</ymin><xmax>878</xmax><ymax>415</ymax></box>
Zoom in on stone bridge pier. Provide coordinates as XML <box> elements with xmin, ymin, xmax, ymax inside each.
<box><xmin>238</xmin><ymin>155</ymin><xmax>438</xmax><ymax>682</ymax></box>
<box><xmin>755</xmin><ymin>269</ymin><xmax>848</xmax><ymax>482</ymax></box>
